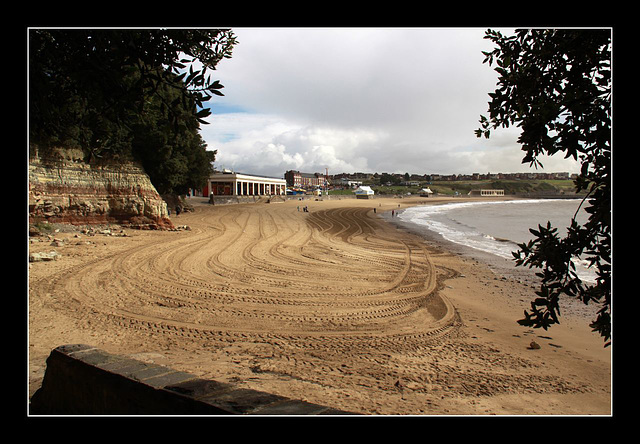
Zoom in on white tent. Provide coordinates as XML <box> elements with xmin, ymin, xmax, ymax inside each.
<box><xmin>419</xmin><ymin>187</ymin><xmax>433</xmax><ymax>197</ymax></box>
<box><xmin>353</xmin><ymin>186</ymin><xmax>374</xmax><ymax>198</ymax></box>
<box><xmin>353</xmin><ymin>185</ymin><xmax>373</xmax><ymax>199</ymax></box>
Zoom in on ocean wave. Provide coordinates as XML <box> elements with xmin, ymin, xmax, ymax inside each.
<box><xmin>398</xmin><ymin>199</ymin><xmax>596</xmax><ymax>282</ymax></box>
<box><xmin>400</xmin><ymin>210</ymin><xmax>517</xmax><ymax>259</ymax></box>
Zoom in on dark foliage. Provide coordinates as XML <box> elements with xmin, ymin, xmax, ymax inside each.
<box><xmin>29</xmin><ymin>29</ymin><xmax>237</xmax><ymax>194</ymax></box>
<box><xmin>476</xmin><ymin>29</ymin><xmax>611</xmax><ymax>346</ymax></box>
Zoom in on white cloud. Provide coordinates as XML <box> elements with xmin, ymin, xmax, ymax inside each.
<box><xmin>202</xmin><ymin>112</ymin><xmax>388</xmax><ymax>177</ymax></box>
<box><xmin>202</xmin><ymin>28</ymin><xmax>582</xmax><ymax>177</ymax></box>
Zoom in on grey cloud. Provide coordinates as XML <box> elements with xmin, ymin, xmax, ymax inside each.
<box><xmin>205</xmin><ymin>28</ymin><xmax>581</xmax><ymax>177</ymax></box>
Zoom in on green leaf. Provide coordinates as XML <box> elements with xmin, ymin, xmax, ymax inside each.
<box><xmin>195</xmin><ymin>108</ymin><xmax>211</xmax><ymax>118</ymax></box>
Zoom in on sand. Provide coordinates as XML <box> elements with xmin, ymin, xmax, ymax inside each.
<box><xmin>27</xmin><ymin>196</ymin><xmax>611</xmax><ymax>415</ymax></box>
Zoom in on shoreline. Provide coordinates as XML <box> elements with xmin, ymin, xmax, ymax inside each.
<box><xmin>380</xmin><ymin>205</ymin><xmax>529</xmax><ymax>280</ymax></box>
<box><xmin>28</xmin><ymin>196</ymin><xmax>611</xmax><ymax>415</ymax></box>
<box><xmin>379</xmin><ymin>199</ymin><xmax>599</xmax><ymax>322</ymax></box>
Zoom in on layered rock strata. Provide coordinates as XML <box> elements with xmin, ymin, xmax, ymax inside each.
<box><xmin>29</xmin><ymin>148</ymin><xmax>173</xmax><ymax>229</ymax></box>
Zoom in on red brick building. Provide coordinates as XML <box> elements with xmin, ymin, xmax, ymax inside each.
<box><xmin>284</xmin><ymin>170</ymin><xmax>327</xmax><ymax>189</ymax></box>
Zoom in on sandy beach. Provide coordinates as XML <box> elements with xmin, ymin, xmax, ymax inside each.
<box><xmin>27</xmin><ymin>196</ymin><xmax>611</xmax><ymax>415</ymax></box>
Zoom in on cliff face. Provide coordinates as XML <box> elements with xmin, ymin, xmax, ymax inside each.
<box><xmin>29</xmin><ymin>148</ymin><xmax>173</xmax><ymax>229</ymax></box>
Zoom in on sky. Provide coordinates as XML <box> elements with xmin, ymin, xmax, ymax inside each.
<box><xmin>199</xmin><ymin>27</ymin><xmax>582</xmax><ymax>179</ymax></box>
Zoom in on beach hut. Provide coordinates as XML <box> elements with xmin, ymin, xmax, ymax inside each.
<box><xmin>419</xmin><ymin>187</ymin><xmax>434</xmax><ymax>197</ymax></box>
<box><xmin>354</xmin><ymin>186</ymin><xmax>374</xmax><ymax>199</ymax></box>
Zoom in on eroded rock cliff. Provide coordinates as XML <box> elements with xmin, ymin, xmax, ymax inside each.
<box><xmin>29</xmin><ymin>148</ymin><xmax>174</xmax><ymax>229</ymax></box>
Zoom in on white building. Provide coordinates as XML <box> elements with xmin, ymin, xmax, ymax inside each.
<box><xmin>468</xmin><ymin>189</ymin><xmax>505</xmax><ymax>197</ymax></box>
<box><xmin>206</xmin><ymin>171</ymin><xmax>287</xmax><ymax>197</ymax></box>
<box><xmin>340</xmin><ymin>178</ymin><xmax>363</xmax><ymax>188</ymax></box>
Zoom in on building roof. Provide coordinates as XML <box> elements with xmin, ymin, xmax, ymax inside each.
<box><xmin>211</xmin><ymin>171</ymin><xmax>286</xmax><ymax>181</ymax></box>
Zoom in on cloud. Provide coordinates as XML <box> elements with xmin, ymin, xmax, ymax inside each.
<box><xmin>203</xmin><ymin>112</ymin><xmax>387</xmax><ymax>176</ymax></box>
<box><xmin>213</xmin><ymin>28</ymin><xmax>496</xmax><ymax>129</ymax></box>
<box><xmin>202</xmin><ymin>28</ymin><xmax>582</xmax><ymax>177</ymax></box>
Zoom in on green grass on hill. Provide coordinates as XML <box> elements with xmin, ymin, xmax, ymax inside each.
<box><xmin>328</xmin><ymin>179</ymin><xmax>581</xmax><ymax>196</ymax></box>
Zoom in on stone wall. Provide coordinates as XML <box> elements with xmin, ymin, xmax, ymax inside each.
<box><xmin>30</xmin><ymin>344</ymin><xmax>353</xmax><ymax>415</ymax></box>
<box><xmin>29</xmin><ymin>148</ymin><xmax>173</xmax><ymax>229</ymax></box>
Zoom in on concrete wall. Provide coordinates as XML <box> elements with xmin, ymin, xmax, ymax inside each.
<box><xmin>29</xmin><ymin>344</ymin><xmax>352</xmax><ymax>415</ymax></box>
<box><xmin>206</xmin><ymin>194</ymin><xmax>360</xmax><ymax>206</ymax></box>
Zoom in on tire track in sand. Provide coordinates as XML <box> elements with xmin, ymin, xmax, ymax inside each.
<box><xmin>30</xmin><ymin>201</ymin><xmax>603</xmax><ymax>413</ymax></box>
<box><xmin>33</xmin><ymin>203</ymin><xmax>458</xmax><ymax>339</ymax></box>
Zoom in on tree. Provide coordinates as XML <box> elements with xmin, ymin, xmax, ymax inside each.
<box><xmin>29</xmin><ymin>29</ymin><xmax>237</xmax><ymax>193</ymax></box>
<box><xmin>475</xmin><ymin>29</ymin><xmax>611</xmax><ymax>346</ymax></box>
<box><xmin>129</xmin><ymin>73</ymin><xmax>218</xmax><ymax>195</ymax></box>
<box><xmin>380</xmin><ymin>173</ymin><xmax>401</xmax><ymax>185</ymax></box>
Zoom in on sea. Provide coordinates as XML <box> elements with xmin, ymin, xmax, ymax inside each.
<box><xmin>396</xmin><ymin>198</ymin><xmax>597</xmax><ymax>283</ymax></box>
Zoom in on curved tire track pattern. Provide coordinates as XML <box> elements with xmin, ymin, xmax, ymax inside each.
<box><xmin>30</xmin><ymin>203</ymin><xmax>585</xmax><ymax>411</ymax></box>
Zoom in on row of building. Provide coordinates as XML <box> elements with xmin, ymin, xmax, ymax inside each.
<box><xmin>331</xmin><ymin>171</ymin><xmax>574</xmax><ymax>182</ymax></box>
<box><xmin>430</xmin><ymin>171</ymin><xmax>574</xmax><ymax>181</ymax></box>
<box><xmin>201</xmin><ymin>169</ymin><xmax>332</xmax><ymax>197</ymax></box>
<box><xmin>199</xmin><ymin>168</ymin><xmax>573</xmax><ymax>198</ymax></box>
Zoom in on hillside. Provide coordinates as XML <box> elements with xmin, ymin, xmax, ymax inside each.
<box><xmin>359</xmin><ymin>179</ymin><xmax>584</xmax><ymax>197</ymax></box>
